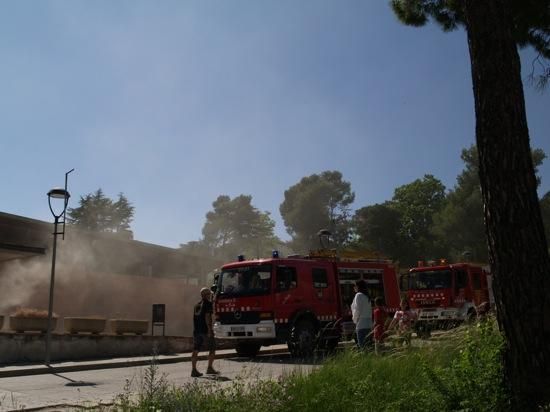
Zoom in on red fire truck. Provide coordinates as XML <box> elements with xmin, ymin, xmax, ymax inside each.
<box><xmin>402</xmin><ymin>261</ymin><xmax>492</xmax><ymax>337</ymax></box>
<box><xmin>212</xmin><ymin>250</ymin><xmax>401</xmax><ymax>357</ymax></box>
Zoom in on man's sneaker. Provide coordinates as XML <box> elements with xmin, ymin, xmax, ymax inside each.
<box><xmin>206</xmin><ymin>367</ymin><xmax>220</xmax><ymax>375</ymax></box>
<box><xmin>191</xmin><ymin>369</ymin><xmax>203</xmax><ymax>377</ymax></box>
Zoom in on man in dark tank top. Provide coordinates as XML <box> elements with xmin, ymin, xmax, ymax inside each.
<box><xmin>191</xmin><ymin>287</ymin><xmax>218</xmax><ymax>377</ymax></box>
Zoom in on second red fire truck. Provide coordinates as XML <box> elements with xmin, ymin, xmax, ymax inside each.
<box><xmin>212</xmin><ymin>250</ymin><xmax>401</xmax><ymax>357</ymax></box>
<box><xmin>402</xmin><ymin>261</ymin><xmax>492</xmax><ymax>337</ymax></box>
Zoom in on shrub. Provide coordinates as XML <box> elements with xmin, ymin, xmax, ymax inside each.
<box><xmin>429</xmin><ymin>319</ymin><xmax>508</xmax><ymax>411</ymax></box>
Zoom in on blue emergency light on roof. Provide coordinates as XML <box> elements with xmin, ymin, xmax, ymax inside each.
<box><xmin>237</xmin><ymin>254</ymin><xmax>245</xmax><ymax>262</ymax></box>
<box><xmin>272</xmin><ymin>250</ymin><xmax>279</xmax><ymax>258</ymax></box>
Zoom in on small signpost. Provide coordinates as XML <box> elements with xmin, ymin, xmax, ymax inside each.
<box><xmin>152</xmin><ymin>304</ymin><xmax>166</xmax><ymax>336</ymax></box>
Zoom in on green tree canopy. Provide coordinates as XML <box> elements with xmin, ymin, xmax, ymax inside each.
<box><xmin>351</xmin><ymin>175</ymin><xmax>445</xmax><ymax>265</ymax></box>
<box><xmin>201</xmin><ymin>194</ymin><xmax>277</xmax><ymax>261</ymax></box>
<box><xmin>68</xmin><ymin>189</ymin><xmax>134</xmax><ymax>233</ymax></box>
<box><xmin>280</xmin><ymin>171</ymin><xmax>355</xmax><ymax>252</ymax></box>
<box><xmin>433</xmin><ymin>146</ymin><xmax>546</xmax><ymax>262</ymax></box>
<box><xmin>391</xmin><ymin>0</ymin><xmax>550</xmax><ymax>87</ymax></box>
<box><xmin>391</xmin><ymin>174</ymin><xmax>446</xmax><ymax>244</ymax></box>
<box><xmin>352</xmin><ymin>202</ymin><xmax>404</xmax><ymax>259</ymax></box>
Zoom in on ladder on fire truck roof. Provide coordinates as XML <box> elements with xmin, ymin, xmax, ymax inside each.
<box><xmin>306</xmin><ymin>249</ymin><xmax>393</xmax><ymax>264</ymax></box>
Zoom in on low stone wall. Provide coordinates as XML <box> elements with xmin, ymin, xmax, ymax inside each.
<box><xmin>0</xmin><ymin>333</ymin><xmax>237</xmax><ymax>364</ymax></box>
<box><xmin>0</xmin><ymin>333</ymin><xmax>192</xmax><ymax>364</ymax></box>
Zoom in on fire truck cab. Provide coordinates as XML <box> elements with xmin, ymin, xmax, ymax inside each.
<box><xmin>403</xmin><ymin>261</ymin><xmax>492</xmax><ymax>336</ymax></box>
<box><xmin>213</xmin><ymin>250</ymin><xmax>401</xmax><ymax>357</ymax></box>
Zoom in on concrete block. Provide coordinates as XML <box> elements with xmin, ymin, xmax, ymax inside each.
<box><xmin>64</xmin><ymin>317</ymin><xmax>106</xmax><ymax>334</ymax></box>
<box><xmin>110</xmin><ymin>319</ymin><xmax>149</xmax><ymax>335</ymax></box>
<box><xmin>9</xmin><ymin>316</ymin><xmax>57</xmax><ymax>333</ymax></box>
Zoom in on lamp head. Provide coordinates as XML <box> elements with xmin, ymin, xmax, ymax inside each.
<box><xmin>47</xmin><ymin>187</ymin><xmax>71</xmax><ymax>218</ymax></box>
<box><xmin>48</xmin><ymin>188</ymin><xmax>70</xmax><ymax>200</ymax></box>
<box><xmin>317</xmin><ymin>229</ymin><xmax>332</xmax><ymax>237</ymax></box>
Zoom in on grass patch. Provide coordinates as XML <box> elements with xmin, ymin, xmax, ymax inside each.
<box><xmin>116</xmin><ymin>318</ymin><xmax>507</xmax><ymax>412</ymax></box>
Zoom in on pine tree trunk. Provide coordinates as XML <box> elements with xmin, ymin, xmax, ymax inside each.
<box><xmin>464</xmin><ymin>0</ymin><xmax>550</xmax><ymax>409</ymax></box>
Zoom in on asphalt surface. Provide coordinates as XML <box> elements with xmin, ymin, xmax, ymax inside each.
<box><xmin>0</xmin><ymin>346</ymin><xmax>315</xmax><ymax>411</ymax></box>
<box><xmin>0</xmin><ymin>345</ymin><xmax>289</xmax><ymax>378</ymax></box>
<box><xmin>0</xmin><ymin>335</ymin><xmax>445</xmax><ymax>411</ymax></box>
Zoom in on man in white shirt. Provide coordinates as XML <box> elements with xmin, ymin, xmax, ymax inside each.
<box><xmin>351</xmin><ymin>279</ymin><xmax>372</xmax><ymax>349</ymax></box>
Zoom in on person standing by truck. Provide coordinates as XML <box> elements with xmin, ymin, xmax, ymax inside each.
<box><xmin>351</xmin><ymin>279</ymin><xmax>372</xmax><ymax>349</ymax></box>
<box><xmin>388</xmin><ymin>298</ymin><xmax>417</xmax><ymax>346</ymax></box>
<box><xmin>373</xmin><ymin>297</ymin><xmax>387</xmax><ymax>354</ymax></box>
<box><xmin>191</xmin><ymin>287</ymin><xmax>219</xmax><ymax>377</ymax></box>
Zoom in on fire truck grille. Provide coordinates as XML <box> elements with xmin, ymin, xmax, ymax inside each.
<box><xmin>219</xmin><ymin>311</ymin><xmax>260</xmax><ymax>324</ymax></box>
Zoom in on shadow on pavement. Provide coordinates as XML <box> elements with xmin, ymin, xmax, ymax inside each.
<box><xmin>198</xmin><ymin>375</ymin><xmax>232</xmax><ymax>382</ymax></box>
<box><xmin>48</xmin><ymin>369</ymin><xmax>98</xmax><ymax>387</ymax></box>
<box><xmin>227</xmin><ymin>352</ymin><xmax>325</xmax><ymax>366</ymax></box>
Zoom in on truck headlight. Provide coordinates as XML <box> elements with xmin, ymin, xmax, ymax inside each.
<box><xmin>256</xmin><ymin>326</ymin><xmax>272</xmax><ymax>333</ymax></box>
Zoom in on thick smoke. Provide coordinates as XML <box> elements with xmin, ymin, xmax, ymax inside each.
<box><xmin>0</xmin><ymin>228</ymin><xmax>212</xmax><ymax>336</ymax></box>
<box><xmin>0</xmin><ymin>258</ymin><xmax>49</xmax><ymax>313</ymax></box>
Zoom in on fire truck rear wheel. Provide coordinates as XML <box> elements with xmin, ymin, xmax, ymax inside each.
<box><xmin>415</xmin><ymin>324</ymin><xmax>431</xmax><ymax>340</ymax></box>
<box><xmin>235</xmin><ymin>343</ymin><xmax>261</xmax><ymax>357</ymax></box>
<box><xmin>288</xmin><ymin>319</ymin><xmax>316</xmax><ymax>358</ymax></box>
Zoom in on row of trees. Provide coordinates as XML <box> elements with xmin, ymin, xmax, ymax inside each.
<box><xmin>65</xmin><ymin>149</ymin><xmax>550</xmax><ymax>270</ymax></box>
<box><xmin>179</xmin><ymin>145</ymin><xmax>549</xmax><ymax>267</ymax></box>
<box><xmin>68</xmin><ymin>146</ymin><xmax>550</xmax><ymax>267</ymax></box>
<box><xmin>356</xmin><ymin>147</ymin><xmax>548</xmax><ymax>265</ymax></box>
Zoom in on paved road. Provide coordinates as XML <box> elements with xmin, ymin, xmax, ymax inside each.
<box><xmin>0</xmin><ymin>352</ymin><xmax>317</xmax><ymax>411</ymax></box>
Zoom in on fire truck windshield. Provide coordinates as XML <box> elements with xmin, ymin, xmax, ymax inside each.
<box><xmin>218</xmin><ymin>264</ymin><xmax>272</xmax><ymax>297</ymax></box>
<box><xmin>409</xmin><ymin>270</ymin><xmax>452</xmax><ymax>290</ymax></box>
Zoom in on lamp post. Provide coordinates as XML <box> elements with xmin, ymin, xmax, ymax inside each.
<box><xmin>45</xmin><ymin>169</ymin><xmax>73</xmax><ymax>366</ymax></box>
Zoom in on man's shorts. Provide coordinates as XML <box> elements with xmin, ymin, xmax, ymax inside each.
<box><xmin>193</xmin><ymin>333</ymin><xmax>216</xmax><ymax>353</ymax></box>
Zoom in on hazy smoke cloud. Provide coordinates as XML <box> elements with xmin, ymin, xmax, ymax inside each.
<box><xmin>0</xmin><ymin>258</ymin><xmax>49</xmax><ymax>313</ymax></box>
<box><xmin>0</xmin><ymin>230</ymin><xmax>211</xmax><ymax>336</ymax></box>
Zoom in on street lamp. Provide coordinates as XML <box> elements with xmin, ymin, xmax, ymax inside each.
<box><xmin>45</xmin><ymin>169</ymin><xmax>74</xmax><ymax>366</ymax></box>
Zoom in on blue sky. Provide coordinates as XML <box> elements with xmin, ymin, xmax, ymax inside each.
<box><xmin>1</xmin><ymin>1</ymin><xmax>549</xmax><ymax>248</ymax></box>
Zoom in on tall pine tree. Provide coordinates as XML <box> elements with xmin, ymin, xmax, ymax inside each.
<box><xmin>391</xmin><ymin>1</ymin><xmax>550</xmax><ymax>407</ymax></box>
<box><xmin>68</xmin><ymin>189</ymin><xmax>134</xmax><ymax>234</ymax></box>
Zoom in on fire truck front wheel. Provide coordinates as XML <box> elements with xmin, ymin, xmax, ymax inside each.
<box><xmin>235</xmin><ymin>342</ymin><xmax>261</xmax><ymax>357</ymax></box>
<box><xmin>288</xmin><ymin>319</ymin><xmax>316</xmax><ymax>358</ymax></box>
<box><xmin>467</xmin><ymin>308</ymin><xmax>477</xmax><ymax>323</ymax></box>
